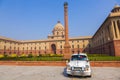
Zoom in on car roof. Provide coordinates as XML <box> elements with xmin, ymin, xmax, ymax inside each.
<box><xmin>72</xmin><ymin>53</ymin><xmax>87</xmax><ymax>56</ymax></box>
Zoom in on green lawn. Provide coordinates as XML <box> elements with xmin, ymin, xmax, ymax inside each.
<box><xmin>0</xmin><ymin>54</ymin><xmax>120</xmax><ymax>61</ymax></box>
<box><xmin>87</xmin><ymin>54</ymin><xmax>120</xmax><ymax>61</ymax></box>
<box><xmin>0</xmin><ymin>56</ymin><xmax>63</xmax><ymax>61</ymax></box>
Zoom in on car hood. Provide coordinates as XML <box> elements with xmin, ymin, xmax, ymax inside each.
<box><xmin>68</xmin><ymin>61</ymin><xmax>88</xmax><ymax>67</ymax></box>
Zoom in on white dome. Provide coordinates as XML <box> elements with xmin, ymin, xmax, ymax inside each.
<box><xmin>114</xmin><ymin>4</ymin><xmax>120</xmax><ymax>8</ymax></box>
<box><xmin>53</xmin><ymin>21</ymin><xmax>64</xmax><ymax>31</ymax></box>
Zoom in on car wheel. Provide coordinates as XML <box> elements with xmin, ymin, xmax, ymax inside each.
<box><xmin>87</xmin><ymin>75</ymin><xmax>92</xmax><ymax>78</ymax></box>
<box><xmin>67</xmin><ymin>74</ymin><xmax>72</xmax><ymax>77</ymax></box>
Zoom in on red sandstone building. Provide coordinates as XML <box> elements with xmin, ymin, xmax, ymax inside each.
<box><xmin>90</xmin><ymin>5</ymin><xmax>120</xmax><ymax>56</ymax></box>
<box><xmin>0</xmin><ymin>3</ymin><xmax>120</xmax><ymax>57</ymax></box>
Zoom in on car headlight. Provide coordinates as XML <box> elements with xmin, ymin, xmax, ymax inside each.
<box><xmin>67</xmin><ymin>65</ymin><xmax>71</xmax><ymax>70</ymax></box>
<box><xmin>85</xmin><ymin>65</ymin><xmax>89</xmax><ymax>71</ymax></box>
<box><xmin>86</xmin><ymin>65</ymin><xmax>89</xmax><ymax>68</ymax></box>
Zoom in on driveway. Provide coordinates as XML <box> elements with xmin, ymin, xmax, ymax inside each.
<box><xmin>0</xmin><ymin>66</ymin><xmax>119</xmax><ymax>80</ymax></box>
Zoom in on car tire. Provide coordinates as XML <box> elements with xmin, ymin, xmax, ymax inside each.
<box><xmin>87</xmin><ymin>75</ymin><xmax>92</xmax><ymax>78</ymax></box>
<box><xmin>67</xmin><ymin>74</ymin><xmax>72</xmax><ymax>77</ymax></box>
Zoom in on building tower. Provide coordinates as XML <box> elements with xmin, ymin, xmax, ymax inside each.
<box><xmin>109</xmin><ymin>4</ymin><xmax>120</xmax><ymax>56</ymax></box>
<box><xmin>63</xmin><ymin>2</ymin><xmax>71</xmax><ymax>59</ymax></box>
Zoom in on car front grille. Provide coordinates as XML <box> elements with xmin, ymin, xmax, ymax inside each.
<box><xmin>73</xmin><ymin>67</ymin><xmax>82</xmax><ymax>71</ymax></box>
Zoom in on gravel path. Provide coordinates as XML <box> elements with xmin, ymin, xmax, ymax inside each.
<box><xmin>0</xmin><ymin>66</ymin><xmax>119</xmax><ymax>80</ymax></box>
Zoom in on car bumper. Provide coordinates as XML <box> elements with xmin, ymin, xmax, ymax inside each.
<box><xmin>66</xmin><ymin>69</ymin><xmax>91</xmax><ymax>76</ymax></box>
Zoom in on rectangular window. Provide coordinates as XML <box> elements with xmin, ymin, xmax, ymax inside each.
<box><xmin>39</xmin><ymin>47</ymin><xmax>41</xmax><ymax>50</ymax></box>
<box><xmin>14</xmin><ymin>47</ymin><xmax>16</xmax><ymax>50</ymax></box>
<box><xmin>61</xmin><ymin>45</ymin><xmax>62</xmax><ymax>49</ymax></box>
<box><xmin>45</xmin><ymin>46</ymin><xmax>46</xmax><ymax>50</ymax></box>
<box><xmin>83</xmin><ymin>44</ymin><xmax>85</xmax><ymax>48</ymax></box>
<box><xmin>23</xmin><ymin>47</ymin><xmax>24</xmax><ymax>50</ymax></box>
<box><xmin>10</xmin><ymin>46</ymin><xmax>11</xmax><ymax>50</ymax></box>
<box><xmin>72</xmin><ymin>45</ymin><xmax>74</xmax><ymax>48</ymax></box>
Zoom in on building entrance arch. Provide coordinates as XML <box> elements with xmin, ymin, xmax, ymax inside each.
<box><xmin>51</xmin><ymin>44</ymin><xmax>56</xmax><ymax>54</ymax></box>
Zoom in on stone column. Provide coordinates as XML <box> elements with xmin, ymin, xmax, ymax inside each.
<box><xmin>111</xmin><ymin>21</ymin><xmax>116</xmax><ymax>39</ymax></box>
<box><xmin>115</xmin><ymin>21</ymin><xmax>120</xmax><ymax>39</ymax></box>
<box><xmin>63</xmin><ymin>2</ymin><xmax>71</xmax><ymax>59</ymax></box>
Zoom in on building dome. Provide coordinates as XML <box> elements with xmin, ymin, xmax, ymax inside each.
<box><xmin>111</xmin><ymin>4</ymin><xmax>120</xmax><ymax>13</ymax></box>
<box><xmin>53</xmin><ymin>21</ymin><xmax>64</xmax><ymax>31</ymax></box>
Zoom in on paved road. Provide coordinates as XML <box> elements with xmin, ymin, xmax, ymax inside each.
<box><xmin>0</xmin><ymin>66</ymin><xmax>120</xmax><ymax>80</ymax></box>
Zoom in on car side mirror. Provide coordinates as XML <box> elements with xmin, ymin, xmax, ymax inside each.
<box><xmin>66</xmin><ymin>59</ymin><xmax>70</xmax><ymax>63</ymax></box>
<box><xmin>86</xmin><ymin>59</ymin><xmax>89</xmax><ymax>62</ymax></box>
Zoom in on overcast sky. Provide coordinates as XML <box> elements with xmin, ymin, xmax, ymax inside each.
<box><xmin>0</xmin><ymin>0</ymin><xmax>120</xmax><ymax>40</ymax></box>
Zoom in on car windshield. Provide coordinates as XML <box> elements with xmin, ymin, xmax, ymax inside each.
<box><xmin>71</xmin><ymin>55</ymin><xmax>87</xmax><ymax>61</ymax></box>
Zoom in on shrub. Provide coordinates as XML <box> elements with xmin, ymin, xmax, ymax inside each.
<box><xmin>49</xmin><ymin>54</ymin><xmax>63</xmax><ymax>57</ymax></box>
<box><xmin>87</xmin><ymin>53</ymin><xmax>109</xmax><ymax>57</ymax></box>
<box><xmin>38</xmin><ymin>54</ymin><xmax>42</xmax><ymax>57</ymax></box>
<box><xmin>20</xmin><ymin>53</ymin><xmax>27</xmax><ymax>58</ymax></box>
<box><xmin>0</xmin><ymin>54</ymin><xmax>4</xmax><ymax>58</ymax></box>
<box><xmin>50</xmin><ymin>54</ymin><xmax>54</xmax><ymax>57</ymax></box>
<box><xmin>9</xmin><ymin>53</ymin><xmax>17</xmax><ymax>58</ymax></box>
<box><xmin>41</xmin><ymin>54</ymin><xmax>50</xmax><ymax>57</ymax></box>
<box><xmin>57</xmin><ymin>54</ymin><xmax>63</xmax><ymax>57</ymax></box>
<box><xmin>4</xmin><ymin>54</ymin><xmax>8</xmax><ymax>58</ymax></box>
<box><xmin>28</xmin><ymin>53</ymin><xmax>33</xmax><ymax>58</ymax></box>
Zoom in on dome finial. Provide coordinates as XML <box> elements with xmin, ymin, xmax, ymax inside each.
<box><xmin>57</xmin><ymin>21</ymin><xmax>60</xmax><ymax>23</ymax></box>
<box><xmin>114</xmin><ymin>4</ymin><xmax>120</xmax><ymax>8</ymax></box>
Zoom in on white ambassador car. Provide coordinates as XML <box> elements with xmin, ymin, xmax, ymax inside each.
<box><xmin>66</xmin><ymin>53</ymin><xmax>92</xmax><ymax>77</ymax></box>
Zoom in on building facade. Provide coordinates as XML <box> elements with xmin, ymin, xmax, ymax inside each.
<box><xmin>90</xmin><ymin>5</ymin><xmax>120</xmax><ymax>56</ymax></box>
<box><xmin>0</xmin><ymin>21</ymin><xmax>91</xmax><ymax>56</ymax></box>
<box><xmin>0</xmin><ymin>5</ymin><xmax>120</xmax><ymax>56</ymax></box>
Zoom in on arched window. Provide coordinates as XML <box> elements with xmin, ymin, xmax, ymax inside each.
<box><xmin>72</xmin><ymin>45</ymin><xmax>74</xmax><ymax>48</ymax></box>
<box><xmin>77</xmin><ymin>45</ymin><xmax>79</xmax><ymax>48</ymax></box>
<box><xmin>4</xmin><ymin>46</ymin><xmax>6</xmax><ymax>50</ymax></box>
<box><xmin>34</xmin><ymin>47</ymin><xmax>36</xmax><ymax>50</ymax></box>
<box><xmin>57</xmin><ymin>32</ymin><xmax>59</xmax><ymax>35</ymax></box>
